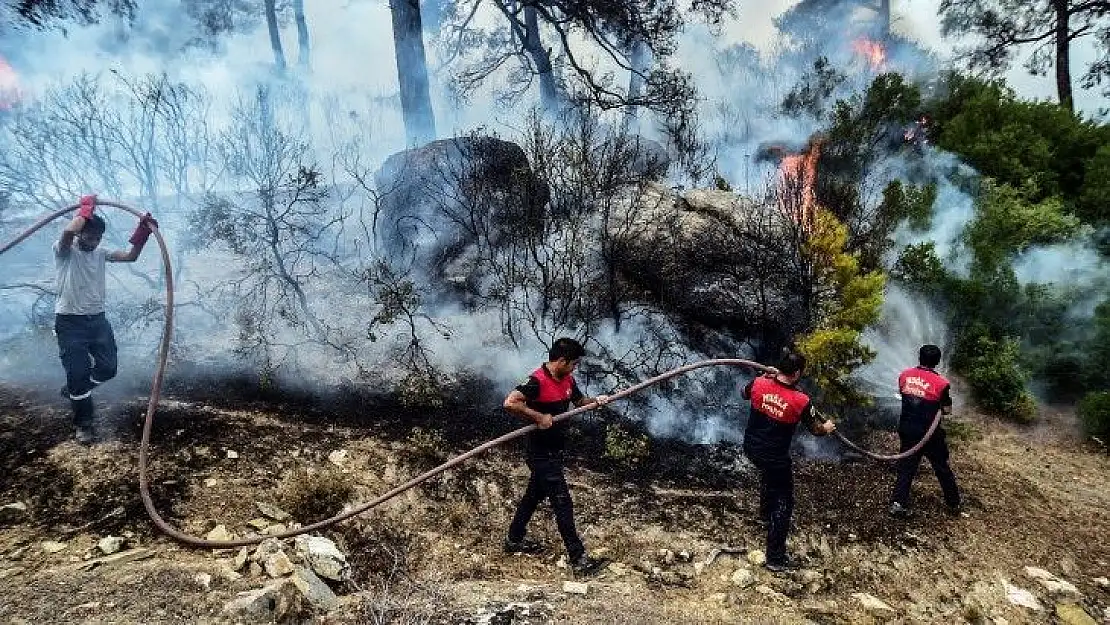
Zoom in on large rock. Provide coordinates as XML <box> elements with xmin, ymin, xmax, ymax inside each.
<box><xmin>222</xmin><ymin>580</ymin><xmax>306</xmax><ymax>623</ymax></box>
<box><xmin>373</xmin><ymin>136</ymin><xmax>549</xmax><ymax>268</ymax></box>
<box><xmin>611</xmin><ymin>183</ymin><xmax>805</xmax><ymax>343</ymax></box>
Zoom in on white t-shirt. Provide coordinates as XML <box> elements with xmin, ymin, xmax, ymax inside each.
<box><xmin>53</xmin><ymin>241</ymin><xmax>108</xmax><ymax>315</ymax></box>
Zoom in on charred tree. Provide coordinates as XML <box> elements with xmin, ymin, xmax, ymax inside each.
<box><xmin>263</xmin><ymin>0</ymin><xmax>287</xmax><ymax>73</ymax></box>
<box><xmin>390</xmin><ymin>0</ymin><xmax>437</xmax><ymax>145</ymax></box>
<box><xmin>939</xmin><ymin>0</ymin><xmax>1110</xmax><ymax>113</ymax></box>
<box><xmin>293</xmin><ymin>0</ymin><xmax>311</xmax><ymax>70</ymax></box>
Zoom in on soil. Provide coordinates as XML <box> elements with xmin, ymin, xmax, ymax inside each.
<box><xmin>1</xmin><ymin>380</ymin><xmax>1108</xmax><ymax>624</ymax></box>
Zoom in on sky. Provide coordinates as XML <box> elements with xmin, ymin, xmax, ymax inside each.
<box><xmin>724</xmin><ymin>0</ymin><xmax>1106</xmax><ymax>115</ymax></box>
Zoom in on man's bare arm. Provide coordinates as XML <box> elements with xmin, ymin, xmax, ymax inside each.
<box><xmin>107</xmin><ymin>244</ymin><xmax>142</xmax><ymax>263</ymax></box>
<box><xmin>57</xmin><ymin>216</ymin><xmax>86</xmax><ymax>253</ymax></box>
<box><xmin>504</xmin><ymin>390</ymin><xmax>553</xmax><ymax>429</ymax></box>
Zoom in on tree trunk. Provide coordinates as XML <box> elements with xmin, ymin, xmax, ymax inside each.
<box><xmin>293</xmin><ymin>0</ymin><xmax>310</xmax><ymax>70</ymax></box>
<box><xmin>523</xmin><ymin>7</ymin><xmax>559</xmax><ymax>111</ymax></box>
<box><xmin>1053</xmin><ymin>0</ymin><xmax>1074</xmax><ymax>113</ymax></box>
<box><xmin>390</xmin><ymin>0</ymin><xmax>436</xmax><ymax>145</ymax></box>
<box><xmin>878</xmin><ymin>0</ymin><xmax>891</xmax><ymax>40</ymax></box>
<box><xmin>263</xmin><ymin>0</ymin><xmax>287</xmax><ymax>73</ymax></box>
<box><xmin>622</xmin><ymin>39</ymin><xmax>651</xmax><ymax>134</ymax></box>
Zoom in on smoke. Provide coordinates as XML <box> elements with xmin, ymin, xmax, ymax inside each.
<box><xmin>1</xmin><ymin>0</ymin><xmax>1102</xmax><ymax>457</ymax></box>
<box><xmin>1013</xmin><ymin>239</ymin><xmax>1110</xmax><ymax>318</ymax></box>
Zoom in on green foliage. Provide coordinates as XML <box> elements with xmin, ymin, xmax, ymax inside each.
<box><xmin>1077</xmin><ymin>144</ymin><xmax>1110</xmax><ymax>224</ymax></box>
<box><xmin>796</xmin><ymin>208</ymin><xmax>886</xmax><ymax>404</ymax></box>
<box><xmin>892</xmin><ymin>242</ymin><xmax>948</xmax><ymax>295</ymax></box>
<box><xmin>603</xmin><ymin>423</ymin><xmax>650</xmax><ymax>469</ymax></box>
<box><xmin>953</xmin><ymin>328</ymin><xmax>1036</xmax><ymax>423</ymax></box>
<box><xmin>1078</xmin><ymin>392</ymin><xmax>1110</xmax><ymax>438</ymax></box>
<box><xmin>880</xmin><ymin>180</ymin><xmax>937</xmax><ymax>232</ymax></box>
<box><xmin>927</xmin><ymin>73</ymin><xmax>1110</xmax><ymax>225</ymax></box>
<box><xmin>962</xmin><ymin>181</ymin><xmax>1081</xmax><ymax>270</ymax></box>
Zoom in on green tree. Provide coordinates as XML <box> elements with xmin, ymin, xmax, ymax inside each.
<box><xmin>796</xmin><ymin>207</ymin><xmax>886</xmax><ymax>405</ymax></box>
<box><xmin>938</xmin><ymin>0</ymin><xmax>1110</xmax><ymax>112</ymax></box>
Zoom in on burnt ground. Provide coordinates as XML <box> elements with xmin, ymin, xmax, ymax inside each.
<box><xmin>1</xmin><ymin>380</ymin><xmax>1109</xmax><ymax>624</ymax></box>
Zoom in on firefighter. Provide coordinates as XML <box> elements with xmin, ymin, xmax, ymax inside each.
<box><xmin>502</xmin><ymin>337</ymin><xmax>610</xmax><ymax>577</ymax></box>
<box><xmin>742</xmin><ymin>349</ymin><xmax>836</xmax><ymax>572</ymax></box>
<box><xmin>888</xmin><ymin>344</ymin><xmax>961</xmax><ymax>518</ymax></box>
<box><xmin>54</xmin><ymin>195</ymin><xmax>157</xmax><ymax>443</ymax></box>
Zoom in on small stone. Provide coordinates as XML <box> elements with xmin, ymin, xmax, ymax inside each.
<box><xmin>290</xmin><ymin>567</ymin><xmax>338</xmax><ymax>610</ymax></box>
<box><xmin>263</xmin><ymin>524</ymin><xmax>288</xmax><ymax>536</ymax></box>
<box><xmin>607</xmin><ymin>562</ymin><xmax>630</xmax><ymax>576</ymax></box>
<box><xmin>0</xmin><ymin>502</ymin><xmax>28</xmax><ymax>522</ymax></box>
<box><xmin>253</xmin><ymin>538</ymin><xmax>284</xmax><ymax>562</ymax></box>
<box><xmin>852</xmin><ymin>593</ymin><xmax>895</xmax><ymax>613</ymax></box>
<box><xmin>294</xmin><ymin>536</ymin><xmax>350</xmax><ymax>582</ymax></box>
<box><xmin>1039</xmin><ymin>577</ymin><xmax>1080</xmax><ymax>595</ymax></box>
<box><xmin>797</xmin><ymin>569</ymin><xmax>822</xmax><ymax>585</ymax></box>
<box><xmin>41</xmin><ymin>541</ymin><xmax>67</xmax><ymax>553</ymax></box>
<box><xmin>1054</xmin><ymin>602</ymin><xmax>1098</xmax><ymax>625</ymax></box>
<box><xmin>205</xmin><ymin>525</ymin><xmax>233</xmax><ymax>542</ymax></box>
<box><xmin>226</xmin><ymin>449</ymin><xmax>239</xmax><ymax>459</ymax></box>
<box><xmin>562</xmin><ymin>581</ymin><xmax>588</xmax><ymax>595</ymax></box>
<box><xmin>97</xmin><ymin>536</ymin><xmax>124</xmax><ymax>555</ymax></box>
<box><xmin>249</xmin><ymin>562</ymin><xmax>264</xmax><ymax>577</ymax></box>
<box><xmin>746</xmin><ymin>550</ymin><xmax>765</xmax><ymax>566</ymax></box>
<box><xmin>232</xmin><ymin>547</ymin><xmax>249</xmax><ymax>571</ymax></box>
<box><xmin>1025</xmin><ymin>566</ymin><xmax>1054</xmax><ymax>581</ymax></box>
<box><xmin>195</xmin><ymin>572</ymin><xmax>212</xmax><ymax>590</ymax></box>
<box><xmin>658</xmin><ymin>549</ymin><xmax>675</xmax><ymax>565</ymax></box>
<box><xmin>75</xmin><ymin>601</ymin><xmax>101</xmax><ymax>610</ymax></box>
<box><xmin>1003</xmin><ymin>581</ymin><xmax>1043</xmax><ymax>611</ymax></box>
<box><xmin>203</xmin><ymin>478</ymin><xmax>219</xmax><ymax>488</ymax></box>
<box><xmin>327</xmin><ymin>449</ymin><xmax>348</xmax><ymax>466</ymax></box>
<box><xmin>730</xmin><ymin>568</ymin><xmax>756</xmax><ymax>588</ymax></box>
<box><xmin>678</xmin><ymin>550</ymin><xmax>692</xmax><ymax>562</ymax></box>
<box><xmin>247</xmin><ymin>518</ymin><xmax>270</xmax><ymax>530</ymax></box>
<box><xmin>709</xmin><ymin>592</ymin><xmax>728</xmax><ymax>603</ymax></box>
<box><xmin>1093</xmin><ymin>576</ymin><xmax>1109</xmax><ymax>589</ymax></box>
<box><xmin>265</xmin><ymin>552</ymin><xmax>295</xmax><ymax>578</ymax></box>
<box><xmin>222</xmin><ymin>568</ymin><xmax>243</xmax><ymax>582</ymax></box>
<box><xmin>256</xmin><ymin>502</ymin><xmax>292</xmax><ymax>522</ymax></box>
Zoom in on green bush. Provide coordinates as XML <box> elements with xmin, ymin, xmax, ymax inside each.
<box><xmin>1078</xmin><ymin>392</ymin><xmax>1110</xmax><ymax>438</ymax></box>
<box><xmin>957</xmin><ymin>332</ymin><xmax>1036</xmax><ymax>423</ymax></box>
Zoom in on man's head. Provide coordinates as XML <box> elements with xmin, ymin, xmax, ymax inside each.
<box><xmin>919</xmin><ymin>344</ymin><xmax>942</xmax><ymax>368</ymax></box>
<box><xmin>777</xmin><ymin>348</ymin><xmax>807</xmax><ymax>383</ymax></box>
<box><xmin>77</xmin><ymin>215</ymin><xmax>106</xmax><ymax>252</ymax></box>
<box><xmin>547</xmin><ymin>337</ymin><xmax>585</xmax><ymax>378</ymax></box>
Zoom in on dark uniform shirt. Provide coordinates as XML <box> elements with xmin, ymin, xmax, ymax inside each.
<box><xmin>742</xmin><ymin>374</ymin><xmax>819</xmax><ymax>462</ymax></box>
<box><xmin>897</xmin><ymin>366</ymin><xmax>951</xmax><ymax>438</ymax></box>
<box><xmin>516</xmin><ymin>364</ymin><xmax>584</xmax><ymax>458</ymax></box>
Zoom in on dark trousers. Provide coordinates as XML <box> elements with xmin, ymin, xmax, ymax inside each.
<box><xmin>749</xmin><ymin>454</ymin><xmax>794</xmax><ymax>564</ymax></box>
<box><xmin>55</xmin><ymin>313</ymin><xmax>118</xmax><ymax>427</ymax></box>
<box><xmin>891</xmin><ymin>429</ymin><xmax>960</xmax><ymax>508</ymax></box>
<box><xmin>507</xmin><ymin>456</ymin><xmax>585</xmax><ymax>560</ymax></box>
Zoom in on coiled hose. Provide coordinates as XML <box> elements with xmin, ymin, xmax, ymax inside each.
<box><xmin>0</xmin><ymin>200</ymin><xmax>941</xmax><ymax>548</ymax></box>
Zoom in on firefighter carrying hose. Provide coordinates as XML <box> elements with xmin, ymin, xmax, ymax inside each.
<box><xmin>888</xmin><ymin>344</ymin><xmax>962</xmax><ymax>518</ymax></box>
<box><xmin>54</xmin><ymin>194</ymin><xmax>157</xmax><ymax>444</ymax></box>
<box><xmin>742</xmin><ymin>348</ymin><xmax>836</xmax><ymax>572</ymax></box>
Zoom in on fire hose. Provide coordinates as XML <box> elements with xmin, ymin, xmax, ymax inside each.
<box><xmin>1</xmin><ymin>201</ymin><xmax>943</xmax><ymax>548</ymax></box>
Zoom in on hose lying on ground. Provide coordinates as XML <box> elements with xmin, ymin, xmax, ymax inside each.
<box><xmin>1</xmin><ymin>201</ymin><xmax>942</xmax><ymax>548</ymax></box>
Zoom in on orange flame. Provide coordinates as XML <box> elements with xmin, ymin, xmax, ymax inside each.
<box><xmin>777</xmin><ymin>138</ymin><xmax>822</xmax><ymax>230</ymax></box>
<box><xmin>851</xmin><ymin>37</ymin><xmax>887</xmax><ymax>71</ymax></box>
<box><xmin>0</xmin><ymin>56</ymin><xmax>23</xmax><ymax>110</ymax></box>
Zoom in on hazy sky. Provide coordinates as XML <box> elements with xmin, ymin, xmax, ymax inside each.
<box><xmin>723</xmin><ymin>0</ymin><xmax>1106</xmax><ymax>115</ymax></box>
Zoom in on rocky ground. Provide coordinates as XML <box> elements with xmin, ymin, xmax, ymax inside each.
<box><xmin>1</xmin><ymin>379</ymin><xmax>1109</xmax><ymax>624</ymax></box>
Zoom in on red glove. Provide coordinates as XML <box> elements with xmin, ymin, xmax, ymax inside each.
<box><xmin>77</xmin><ymin>195</ymin><xmax>97</xmax><ymax>220</ymax></box>
<box><xmin>129</xmin><ymin>213</ymin><xmax>159</xmax><ymax>247</ymax></box>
